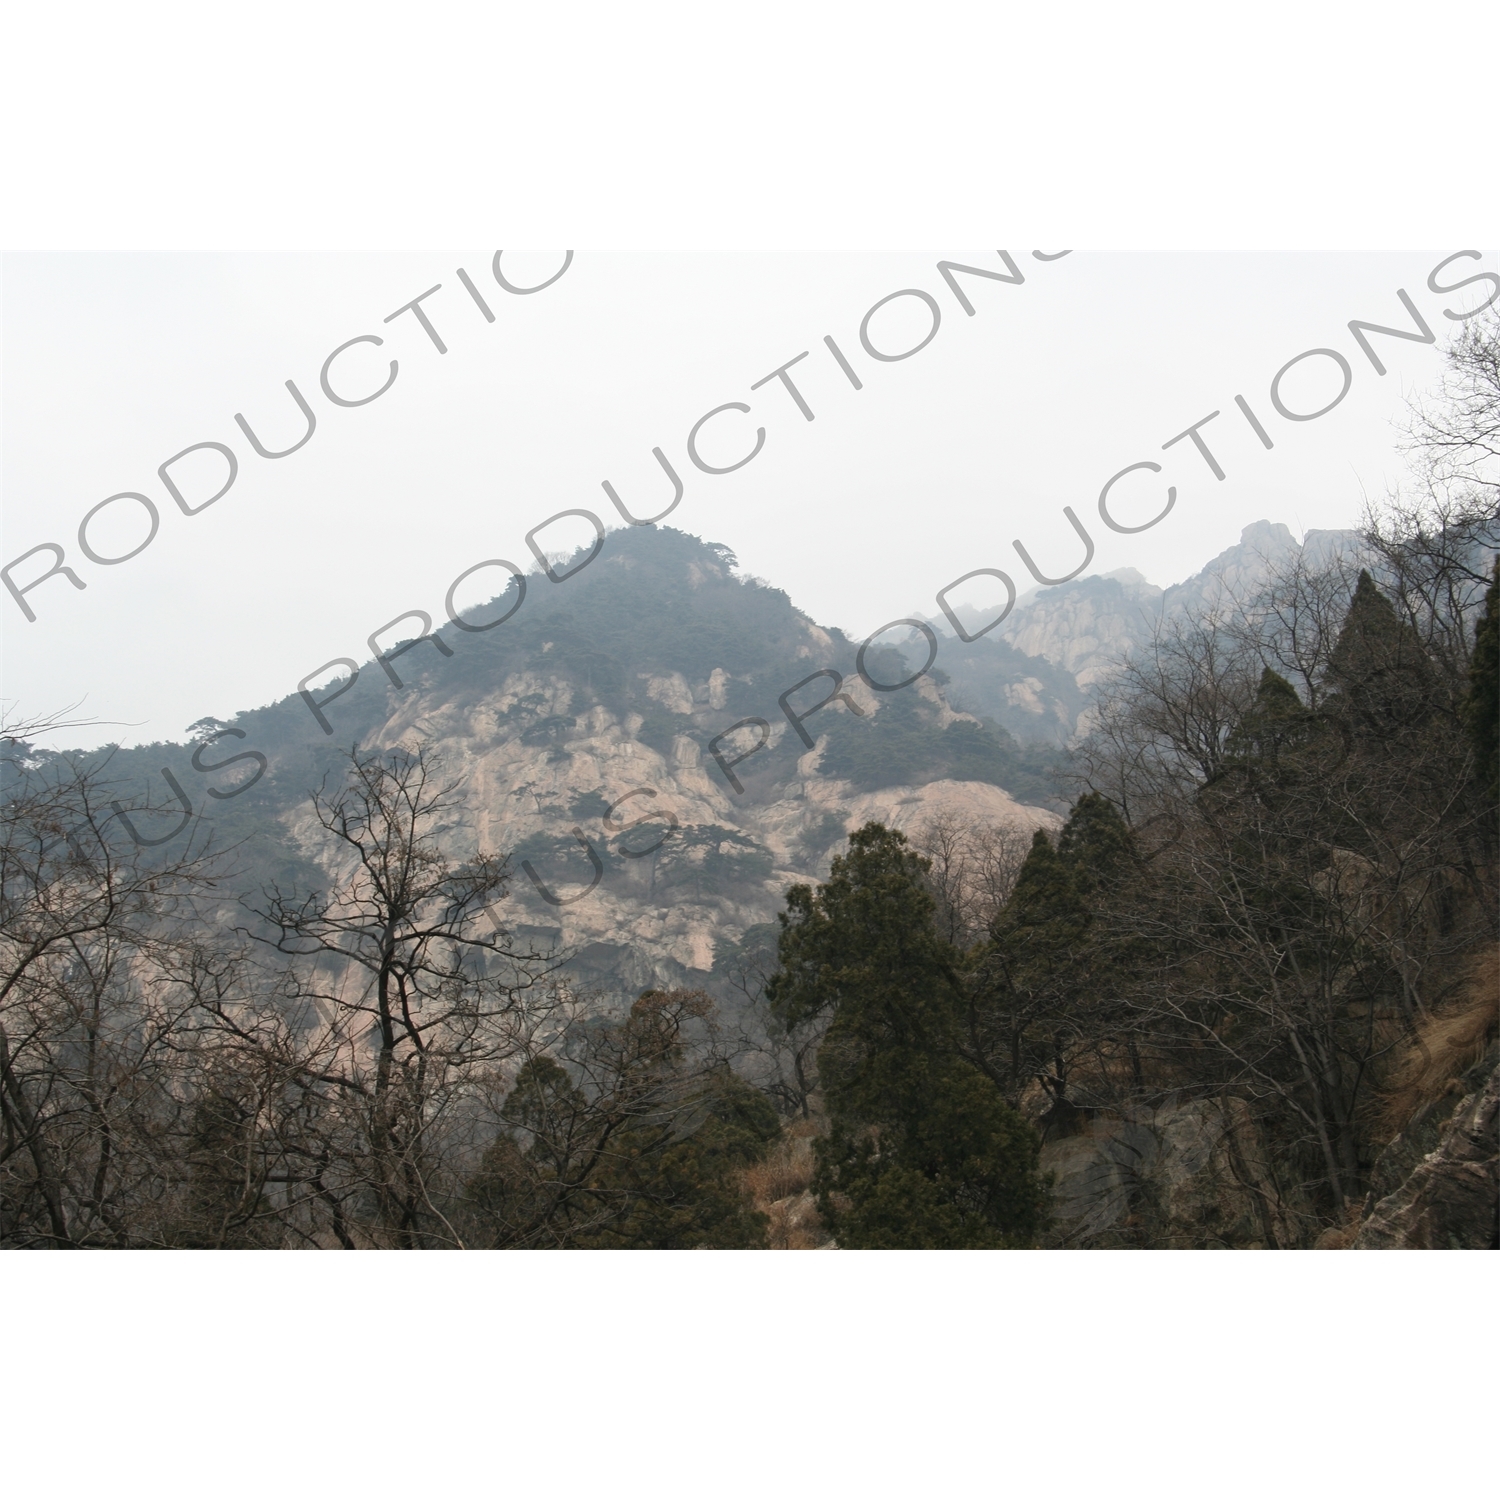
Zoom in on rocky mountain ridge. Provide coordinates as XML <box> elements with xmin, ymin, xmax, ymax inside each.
<box><xmin>925</xmin><ymin>519</ymin><xmax>1362</xmax><ymax>725</ymax></box>
<box><xmin>70</xmin><ymin>528</ymin><xmax>1064</xmax><ymax>999</ymax></box>
<box><xmin>60</xmin><ymin>518</ymin><xmax>1359</xmax><ymax>1002</ymax></box>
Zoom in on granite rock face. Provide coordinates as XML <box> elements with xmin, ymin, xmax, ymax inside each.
<box><xmin>999</xmin><ymin>569</ymin><xmax>1164</xmax><ymax>690</ymax></box>
<box><xmin>1039</xmin><ymin>1096</ymin><xmax>1293</xmax><ymax>1249</ymax></box>
<box><xmin>1353</xmin><ymin>1047</ymin><xmax>1499</xmax><ymax>1251</ymax></box>
<box><xmin>929</xmin><ymin>520</ymin><xmax>1362</xmax><ymax>734</ymax></box>
<box><xmin>260</xmin><ymin>528</ymin><xmax>1063</xmax><ymax>1000</ymax></box>
<box><xmin>309</xmin><ymin>689</ymin><xmax>1059</xmax><ymax>994</ymax></box>
<box><xmin>112</xmin><ymin>520</ymin><xmax>1371</xmax><ymax>1012</ymax></box>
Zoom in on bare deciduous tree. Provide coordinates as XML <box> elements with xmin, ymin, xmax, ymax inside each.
<box><xmin>0</xmin><ymin>748</ymin><xmax>222</xmax><ymax>1246</ymax></box>
<box><xmin>216</xmin><ymin>745</ymin><xmax>561</xmax><ymax>1247</ymax></box>
<box><xmin>913</xmin><ymin>812</ymin><xmax>1031</xmax><ymax>949</ymax></box>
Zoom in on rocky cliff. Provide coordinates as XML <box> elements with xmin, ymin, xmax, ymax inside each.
<box><xmin>1344</xmin><ymin>949</ymin><xmax>1499</xmax><ymax>1250</ymax></box>
<box><xmin>74</xmin><ymin>518</ymin><xmax>1370</xmax><ymax>1007</ymax></box>
<box><xmin>86</xmin><ymin>527</ymin><xmax>1063</xmax><ymax>999</ymax></box>
<box><xmin>927</xmin><ymin>520</ymin><xmax>1363</xmax><ymax>735</ymax></box>
<box><xmin>1351</xmin><ymin>1049</ymin><xmax>1498</xmax><ymax>1250</ymax></box>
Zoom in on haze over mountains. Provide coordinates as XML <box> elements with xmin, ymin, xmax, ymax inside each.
<box><xmin>923</xmin><ymin>519</ymin><xmax>1360</xmax><ymax>720</ymax></box>
<box><xmin>39</xmin><ymin>517</ymin><xmax>1357</xmax><ymax>999</ymax></box>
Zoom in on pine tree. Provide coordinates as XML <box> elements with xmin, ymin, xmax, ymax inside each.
<box><xmin>994</xmin><ymin>830</ymin><xmax>1089</xmax><ymax>972</ymax></box>
<box><xmin>1467</xmin><ymin>556</ymin><xmax>1499</xmax><ymax>808</ymax></box>
<box><xmin>1326</xmin><ymin>569</ymin><xmax>1438</xmax><ymax>735</ymax></box>
<box><xmin>768</xmin><ymin>824</ymin><xmax>1046</xmax><ymax>1249</ymax></box>
<box><xmin>1224</xmin><ymin>668</ymin><xmax>1319</xmax><ymax>772</ymax></box>
<box><xmin>464</xmin><ymin>994</ymin><xmax>780</xmax><ymax>1248</ymax></box>
<box><xmin>977</xmin><ymin>797</ymin><xmax>1139</xmax><ymax>1124</ymax></box>
<box><xmin>1056</xmin><ymin>790</ymin><xmax>1136</xmax><ymax>891</ymax></box>
<box><xmin>575</xmin><ymin>1066</ymin><xmax>780</xmax><ymax>1249</ymax></box>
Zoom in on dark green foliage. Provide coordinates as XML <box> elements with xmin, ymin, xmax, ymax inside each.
<box><xmin>635</xmin><ymin>706</ymin><xmax>696</xmax><ymax>754</ymax></box>
<box><xmin>769</xmin><ymin>823</ymin><xmax>954</xmax><ymax>1035</ymax></box>
<box><xmin>817</xmin><ymin>1064</ymin><xmax>1050</xmax><ymax>1249</ymax></box>
<box><xmin>1468</xmin><ymin>557</ymin><xmax>1499</xmax><ymax>807</ymax></box>
<box><xmin>970</xmin><ymin>559</ymin><xmax>1498</xmax><ymax>1237</ymax></box>
<box><xmin>463</xmin><ymin>991</ymin><xmax>779</xmax><ymax>1249</ymax></box>
<box><xmin>559</xmin><ymin>648</ymin><xmax>626</xmax><ymax>699</ymax></box>
<box><xmin>974</xmin><ymin>801</ymin><xmax>1137</xmax><ymax>1114</ymax></box>
<box><xmin>1313</xmin><ymin>571</ymin><xmax>1470</xmax><ymax>863</ymax></box>
<box><xmin>817</xmin><ymin>692</ymin><xmax>1061</xmax><ymax>804</ymax></box>
<box><xmin>1326</xmin><ymin>569</ymin><xmax>1440</xmax><ymax>734</ymax></box>
<box><xmin>799</xmin><ymin>811</ymin><xmax>850</xmax><ymax>860</ymax></box>
<box><xmin>464</xmin><ymin>529</ymin><xmax>814</xmax><ymax>699</ymax></box>
<box><xmin>1055</xmin><ymin>790</ymin><xmax>1137</xmax><ymax>890</ymax></box>
<box><xmin>568</xmin><ymin>788</ymin><xmax>613</xmax><ymax>821</ymax></box>
<box><xmin>996</xmin><ymin>830</ymin><xmax>1091</xmax><ymax>957</ymax></box>
<box><xmin>941</xmin><ymin>719</ymin><xmax>1016</xmax><ymax>782</ymax></box>
<box><xmin>462</xmin><ymin>1057</ymin><xmax>581</xmax><ymax>1239</ymax></box>
<box><xmin>813</xmin><ymin>690</ymin><xmax>930</xmax><ymax>789</ymax></box>
<box><xmin>991</xmin><ymin>794</ymin><xmax>1137</xmax><ymax>968</ymax></box>
<box><xmin>1224</xmin><ymin>669</ymin><xmax>1320</xmax><ymax>771</ymax></box>
<box><xmin>509</xmin><ymin>827</ymin><xmax>602</xmax><ymax>878</ymax></box>
<box><xmin>575</xmin><ymin>1068</ymin><xmax>780</xmax><ymax>1249</ymax></box>
<box><xmin>768</xmin><ymin>824</ymin><xmax>1047</xmax><ymax>1248</ymax></box>
<box><xmin>176</xmin><ymin>1087</ymin><xmax>277</xmax><ymax>1249</ymax></box>
<box><xmin>510</xmin><ymin>818</ymin><xmax>775</xmax><ymax>909</ymax></box>
<box><xmin>652</xmin><ymin>825</ymin><xmax>775</xmax><ymax>898</ymax></box>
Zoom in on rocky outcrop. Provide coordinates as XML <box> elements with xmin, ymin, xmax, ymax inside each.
<box><xmin>999</xmin><ymin>569</ymin><xmax>1164</xmax><ymax>689</ymax></box>
<box><xmin>127</xmin><ymin>519</ymin><xmax>1374</xmax><ymax>1010</ymax></box>
<box><xmin>296</xmin><ymin>647</ymin><xmax>1058</xmax><ymax>997</ymax></box>
<box><xmin>927</xmin><ymin>521</ymin><xmax>1364</xmax><ymax>735</ymax></box>
<box><xmin>1352</xmin><ymin>1048</ymin><xmax>1499</xmax><ymax>1250</ymax></box>
<box><xmin>1039</xmin><ymin>1096</ymin><xmax>1294</xmax><ymax>1248</ymax></box>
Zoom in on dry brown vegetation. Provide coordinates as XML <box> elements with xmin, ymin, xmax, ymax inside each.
<box><xmin>912</xmin><ymin>814</ymin><xmax>1032</xmax><ymax>949</ymax></box>
<box><xmin>741</xmin><ymin>1117</ymin><xmax>828</xmax><ymax>1249</ymax></box>
<box><xmin>1377</xmin><ymin>944</ymin><xmax>1498</xmax><ymax>1134</ymax></box>
<box><xmin>0</xmin><ymin>745</ymin><xmax>767</xmax><ymax>1248</ymax></box>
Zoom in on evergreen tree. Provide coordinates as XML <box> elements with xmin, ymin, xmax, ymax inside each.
<box><xmin>1215</xmin><ymin>666</ymin><xmax>1343</xmax><ymax>855</ymax></box>
<box><xmin>1326</xmin><ymin>569</ymin><xmax>1438</xmax><ymax>735</ymax></box>
<box><xmin>976</xmin><ymin>797</ymin><xmax>1138</xmax><ymax>1121</ymax></box>
<box><xmin>994</xmin><ymin>830</ymin><xmax>1090</xmax><ymax>976</ymax></box>
<box><xmin>176</xmin><ymin>1085</ymin><xmax>277</xmax><ymax>1248</ymax></box>
<box><xmin>1467</xmin><ymin>556</ymin><xmax>1499</xmax><ymax>808</ymax></box>
<box><xmin>464</xmin><ymin>992</ymin><xmax>780</xmax><ymax>1248</ymax></box>
<box><xmin>1055</xmin><ymin>791</ymin><xmax>1137</xmax><ymax>892</ymax></box>
<box><xmin>575</xmin><ymin>1067</ymin><xmax>780</xmax><ymax>1249</ymax></box>
<box><xmin>768</xmin><ymin>824</ymin><xmax>1046</xmax><ymax>1249</ymax></box>
<box><xmin>1223</xmin><ymin>668</ymin><xmax>1320</xmax><ymax>773</ymax></box>
<box><xmin>463</xmin><ymin>1055</ymin><xmax>589</xmax><ymax>1241</ymax></box>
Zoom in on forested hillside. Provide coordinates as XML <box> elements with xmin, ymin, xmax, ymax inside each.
<box><xmin>756</xmin><ymin>547</ymin><xmax>1496</xmax><ymax>1247</ymax></box>
<box><xmin>739</xmin><ymin>315</ymin><xmax>1498</xmax><ymax>1249</ymax></box>
<box><xmin>2</xmin><ymin>314</ymin><xmax>1495</xmax><ymax>1249</ymax></box>
<box><xmin>11</xmin><ymin>523</ymin><xmax>1065</xmax><ymax>997</ymax></box>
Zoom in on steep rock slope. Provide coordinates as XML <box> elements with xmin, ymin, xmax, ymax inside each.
<box><xmin>926</xmin><ymin>521</ymin><xmax>1363</xmax><ymax>739</ymax></box>
<box><xmin>1352</xmin><ymin>1050</ymin><xmax>1498</xmax><ymax>1250</ymax></box>
<box><xmin>81</xmin><ymin>527</ymin><xmax>1063</xmax><ymax>997</ymax></box>
<box><xmin>1345</xmin><ymin>950</ymin><xmax>1500</xmax><ymax>1249</ymax></box>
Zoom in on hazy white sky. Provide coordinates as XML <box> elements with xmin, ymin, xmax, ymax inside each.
<box><xmin>3</xmin><ymin>249</ymin><xmax>1495</xmax><ymax>749</ymax></box>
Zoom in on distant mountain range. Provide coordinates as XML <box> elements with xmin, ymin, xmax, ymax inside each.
<box><xmin>33</xmin><ymin>519</ymin><xmax>1362</xmax><ymax>1001</ymax></box>
<box><xmin>921</xmin><ymin>520</ymin><xmax>1362</xmax><ymax>734</ymax></box>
